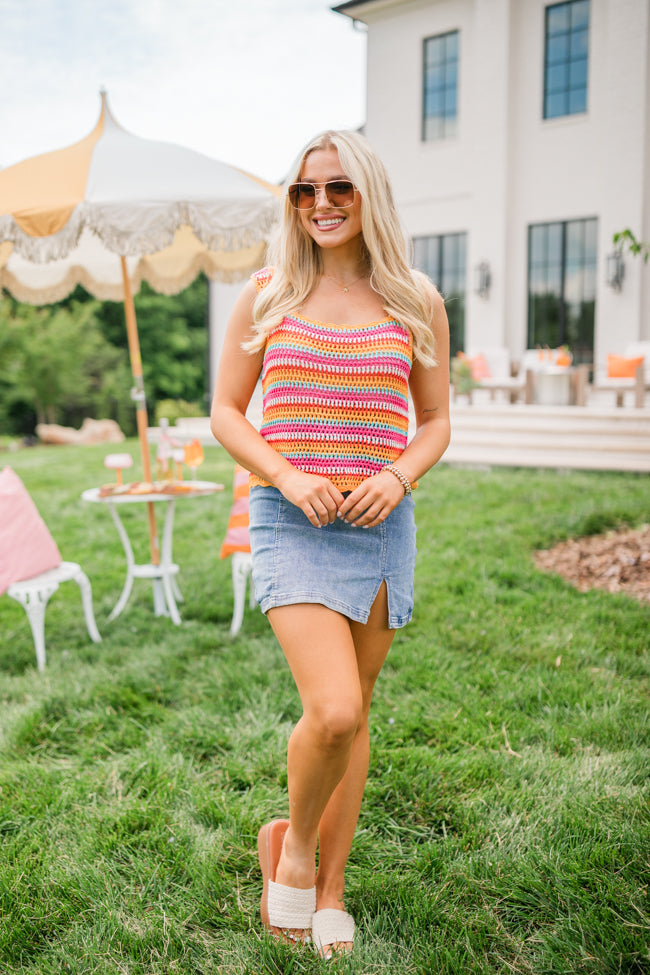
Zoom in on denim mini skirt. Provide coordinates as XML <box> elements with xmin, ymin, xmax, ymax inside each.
<box><xmin>248</xmin><ymin>485</ymin><xmax>417</xmax><ymax>629</ymax></box>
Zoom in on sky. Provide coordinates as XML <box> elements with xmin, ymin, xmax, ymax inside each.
<box><xmin>0</xmin><ymin>0</ymin><xmax>367</xmax><ymax>184</ymax></box>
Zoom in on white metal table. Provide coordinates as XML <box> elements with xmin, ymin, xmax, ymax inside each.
<box><xmin>82</xmin><ymin>481</ymin><xmax>224</xmax><ymax>624</ymax></box>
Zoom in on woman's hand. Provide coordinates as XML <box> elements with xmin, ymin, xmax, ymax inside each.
<box><xmin>337</xmin><ymin>470</ymin><xmax>406</xmax><ymax>528</ymax></box>
<box><xmin>275</xmin><ymin>469</ymin><xmax>345</xmax><ymax>527</ymax></box>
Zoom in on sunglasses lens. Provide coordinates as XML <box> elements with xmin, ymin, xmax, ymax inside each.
<box><xmin>288</xmin><ymin>180</ymin><xmax>356</xmax><ymax>209</ymax></box>
<box><xmin>288</xmin><ymin>183</ymin><xmax>316</xmax><ymax>209</ymax></box>
<box><xmin>326</xmin><ymin>180</ymin><xmax>355</xmax><ymax>207</ymax></box>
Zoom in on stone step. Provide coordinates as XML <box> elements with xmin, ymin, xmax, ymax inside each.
<box><xmin>442</xmin><ymin>441</ymin><xmax>650</xmax><ymax>473</ymax></box>
<box><xmin>443</xmin><ymin>405</ymin><xmax>650</xmax><ymax>472</ymax></box>
<box><xmin>450</xmin><ymin>427</ymin><xmax>647</xmax><ymax>452</ymax></box>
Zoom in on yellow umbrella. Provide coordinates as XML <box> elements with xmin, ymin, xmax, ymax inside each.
<box><xmin>0</xmin><ymin>92</ymin><xmax>279</xmax><ymax>562</ymax></box>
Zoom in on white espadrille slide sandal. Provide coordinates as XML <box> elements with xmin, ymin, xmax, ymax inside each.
<box><xmin>311</xmin><ymin>908</ymin><xmax>355</xmax><ymax>959</ymax></box>
<box><xmin>257</xmin><ymin>819</ymin><xmax>316</xmax><ymax>943</ymax></box>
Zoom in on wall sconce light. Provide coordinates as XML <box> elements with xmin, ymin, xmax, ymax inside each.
<box><xmin>606</xmin><ymin>251</ymin><xmax>625</xmax><ymax>292</ymax></box>
<box><xmin>474</xmin><ymin>261</ymin><xmax>491</xmax><ymax>299</ymax></box>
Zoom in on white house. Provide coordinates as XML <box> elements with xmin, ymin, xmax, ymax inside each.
<box><xmin>331</xmin><ymin>0</ymin><xmax>650</xmax><ymax>368</ymax></box>
<box><xmin>209</xmin><ymin>0</ymin><xmax>649</xmax><ymax>388</ymax></box>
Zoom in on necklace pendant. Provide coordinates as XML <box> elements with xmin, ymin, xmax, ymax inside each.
<box><xmin>343</xmin><ymin>286</ymin><xmax>349</xmax><ymax>293</ymax></box>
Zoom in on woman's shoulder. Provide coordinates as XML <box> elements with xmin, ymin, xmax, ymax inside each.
<box><xmin>252</xmin><ymin>266</ymin><xmax>275</xmax><ymax>292</ymax></box>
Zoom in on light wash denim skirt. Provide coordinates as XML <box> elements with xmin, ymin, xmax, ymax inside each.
<box><xmin>248</xmin><ymin>485</ymin><xmax>416</xmax><ymax>628</ymax></box>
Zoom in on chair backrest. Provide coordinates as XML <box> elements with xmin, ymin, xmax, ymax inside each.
<box><xmin>625</xmin><ymin>342</ymin><xmax>650</xmax><ymax>380</ymax></box>
<box><xmin>466</xmin><ymin>346</ymin><xmax>511</xmax><ymax>379</ymax></box>
<box><xmin>219</xmin><ymin>465</ymin><xmax>251</xmax><ymax>558</ymax></box>
<box><xmin>0</xmin><ymin>467</ymin><xmax>62</xmax><ymax>594</ymax></box>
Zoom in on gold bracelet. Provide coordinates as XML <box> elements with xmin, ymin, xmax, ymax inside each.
<box><xmin>384</xmin><ymin>464</ymin><xmax>412</xmax><ymax>495</ymax></box>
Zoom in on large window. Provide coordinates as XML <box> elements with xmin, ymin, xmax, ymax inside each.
<box><xmin>543</xmin><ymin>0</ymin><xmax>590</xmax><ymax>119</ymax></box>
<box><xmin>422</xmin><ymin>30</ymin><xmax>459</xmax><ymax>140</ymax></box>
<box><xmin>527</xmin><ymin>218</ymin><xmax>597</xmax><ymax>362</ymax></box>
<box><xmin>413</xmin><ymin>233</ymin><xmax>466</xmax><ymax>356</ymax></box>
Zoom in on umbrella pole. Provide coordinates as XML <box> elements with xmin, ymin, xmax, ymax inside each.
<box><xmin>120</xmin><ymin>256</ymin><xmax>160</xmax><ymax>565</ymax></box>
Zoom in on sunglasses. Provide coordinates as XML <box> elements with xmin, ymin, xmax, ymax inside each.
<box><xmin>287</xmin><ymin>179</ymin><xmax>357</xmax><ymax>210</ymax></box>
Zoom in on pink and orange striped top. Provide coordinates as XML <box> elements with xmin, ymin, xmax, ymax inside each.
<box><xmin>250</xmin><ymin>267</ymin><xmax>413</xmax><ymax>492</ymax></box>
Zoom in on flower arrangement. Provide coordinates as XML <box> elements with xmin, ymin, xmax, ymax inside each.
<box><xmin>451</xmin><ymin>355</ymin><xmax>479</xmax><ymax>395</ymax></box>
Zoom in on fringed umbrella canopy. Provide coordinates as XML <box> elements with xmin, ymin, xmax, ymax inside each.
<box><xmin>0</xmin><ymin>92</ymin><xmax>279</xmax><ymax>564</ymax></box>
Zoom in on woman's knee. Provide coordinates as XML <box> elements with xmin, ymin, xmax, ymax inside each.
<box><xmin>306</xmin><ymin>695</ymin><xmax>363</xmax><ymax>749</ymax></box>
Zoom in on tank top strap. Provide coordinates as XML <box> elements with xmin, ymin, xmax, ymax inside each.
<box><xmin>252</xmin><ymin>266</ymin><xmax>274</xmax><ymax>292</ymax></box>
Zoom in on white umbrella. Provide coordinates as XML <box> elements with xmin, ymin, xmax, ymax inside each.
<box><xmin>0</xmin><ymin>92</ymin><xmax>279</xmax><ymax>561</ymax></box>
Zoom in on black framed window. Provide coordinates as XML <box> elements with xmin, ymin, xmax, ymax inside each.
<box><xmin>422</xmin><ymin>30</ymin><xmax>459</xmax><ymax>141</ymax></box>
<box><xmin>544</xmin><ymin>0</ymin><xmax>590</xmax><ymax>119</ymax></box>
<box><xmin>527</xmin><ymin>217</ymin><xmax>597</xmax><ymax>362</ymax></box>
<box><xmin>413</xmin><ymin>232</ymin><xmax>466</xmax><ymax>356</ymax></box>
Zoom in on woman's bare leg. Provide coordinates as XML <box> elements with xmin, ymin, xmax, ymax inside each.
<box><xmin>265</xmin><ymin>602</ymin><xmax>363</xmax><ymax>937</ymax></box>
<box><xmin>266</xmin><ymin>584</ymin><xmax>395</xmax><ymax>949</ymax></box>
<box><xmin>314</xmin><ymin>581</ymin><xmax>396</xmax><ymax>951</ymax></box>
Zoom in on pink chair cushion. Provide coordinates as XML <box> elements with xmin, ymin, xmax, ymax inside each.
<box><xmin>0</xmin><ymin>467</ymin><xmax>62</xmax><ymax>594</ymax></box>
<box><xmin>468</xmin><ymin>353</ymin><xmax>492</xmax><ymax>380</ymax></box>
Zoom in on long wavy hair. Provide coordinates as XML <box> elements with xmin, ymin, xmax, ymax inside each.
<box><xmin>244</xmin><ymin>130</ymin><xmax>438</xmax><ymax>366</ymax></box>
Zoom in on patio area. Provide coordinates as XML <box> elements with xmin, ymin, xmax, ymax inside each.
<box><xmin>149</xmin><ymin>388</ymin><xmax>650</xmax><ymax>475</ymax></box>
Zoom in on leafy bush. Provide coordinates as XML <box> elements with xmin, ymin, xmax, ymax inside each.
<box><xmin>154</xmin><ymin>399</ymin><xmax>205</xmax><ymax>426</ymax></box>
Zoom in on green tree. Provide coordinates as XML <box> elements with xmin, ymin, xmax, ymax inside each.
<box><xmin>64</xmin><ymin>275</ymin><xmax>210</xmax><ymax>418</ymax></box>
<box><xmin>0</xmin><ymin>298</ymin><xmax>131</xmax><ymax>434</ymax></box>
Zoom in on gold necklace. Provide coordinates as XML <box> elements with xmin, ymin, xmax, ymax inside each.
<box><xmin>324</xmin><ymin>271</ymin><xmax>367</xmax><ymax>294</ymax></box>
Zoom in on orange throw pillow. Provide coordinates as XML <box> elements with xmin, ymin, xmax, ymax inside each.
<box><xmin>607</xmin><ymin>354</ymin><xmax>644</xmax><ymax>378</ymax></box>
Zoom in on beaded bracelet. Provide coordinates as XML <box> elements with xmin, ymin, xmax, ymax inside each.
<box><xmin>384</xmin><ymin>464</ymin><xmax>412</xmax><ymax>495</ymax></box>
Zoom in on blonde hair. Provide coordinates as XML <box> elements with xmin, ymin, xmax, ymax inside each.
<box><xmin>244</xmin><ymin>130</ymin><xmax>437</xmax><ymax>366</ymax></box>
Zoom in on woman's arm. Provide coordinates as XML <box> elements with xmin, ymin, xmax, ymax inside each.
<box><xmin>210</xmin><ymin>281</ymin><xmax>344</xmax><ymax>526</ymax></box>
<box><xmin>338</xmin><ymin>283</ymin><xmax>451</xmax><ymax>528</ymax></box>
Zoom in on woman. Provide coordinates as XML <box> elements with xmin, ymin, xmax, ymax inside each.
<box><xmin>210</xmin><ymin>129</ymin><xmax>450</xmax><ymax>957</ymax></box>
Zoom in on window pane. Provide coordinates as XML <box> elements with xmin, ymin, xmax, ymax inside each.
<box><xmin>425</xmin><ymin>90</ymin><xmax>444</xmax><ymax>117</ymax></box>
<box><xmin>528</xmin><ymin>218</ymin><xmax>596</xmax><ymax>361</ymax></box>
<box><xmin>569</xmin><ymin>57</ymin><xmax>588</xmax><ymax>88</ymax></box>
<box><xmin>425</xmin><ymin>37</ymin><xmax>444</xmax><ymax>66</ymax></box>
<box><xmin>423</xmin><ymin>30</ymin><xmax>459</xmax><ymax>141</ymax></box>
<box><xmin>427</xmin><ymin>64</ymin><xmax>445</xmax><ymax>90</ymax></box>
<box><xmin>529</xmin><ymin>226</ymin><xmax>548</xmax><ymax>267</ymax></box>
<box><xmin>571</xmin><ymin>0</ymin><xmax>590</xmax><ymax>29</ymax></box>
<box><xmin>570</xmin><ymin>27</ymin><xmax>588</xmax><ymax>58</ymax></box>
<box><xmin>544</xmin><ymin>0</ymin><xmax>590</xmax><ymax>120</ymax></box>
<box><xmin>545</xmin><ymin>91</ymin><xmax>567</xmax><ymax>118</ymax></box>
<box><xmin>444</xmin><ymin>115</ymin><xmax>458</xmax><ymax>138</ymax></box>
<box><xmin>424</xmin><ymin>115</ymin><xmax>443</xmax><ymax>140</ymax></box>
<box><xmin>413</xmin><ymin>233</ymin><xmax>466</xmax><ymax>356</ymax></box>
<box><xmin>445</xmin><ymin>31</ymin><xmax>459</xmax><ymax>59</ymax></box>
<box><xmin>547</xmin><ymin>223</ymin><xmax>563</xmax><ymax>263</ymax></box>
<box><xmin>546</xmin><ymin>33</ymin><xmax>570</xmax><ymax>64</ymax></box>
<box><xmin>568</xmin><ymin>86</ymin><xmax>587</xmax><ymax>114</ymax></box>
<box><xmin>547</xmin><ymin>62</ymin><xmax>569</xmax><ymax>92</ymax></box>
<box><xmin>547</xmin><ymin>4</ymin><xmax>571</xmax><ymax>35</ymax></box>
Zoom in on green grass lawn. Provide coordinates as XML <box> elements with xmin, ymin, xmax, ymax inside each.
<box><xmin>1</xmin><ymin>442</ymin><xmax>648</xmax><ymax>974</ymax></box>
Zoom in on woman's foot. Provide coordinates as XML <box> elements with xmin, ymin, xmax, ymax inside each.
<box><xmin>313</xmin><ymin>892</ymin><xmax>354</xmax><ymax>958</ymax></box>
<box><xmin>257</xmin><ymin>820</ymin><xmax>316</xmax><ymax>945</ymax></box>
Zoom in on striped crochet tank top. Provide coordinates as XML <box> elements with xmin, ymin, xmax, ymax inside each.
<box><xmin>250</xmin><ymin>268</ymin><xmax>412</xmax><ymax>492</ymax></box>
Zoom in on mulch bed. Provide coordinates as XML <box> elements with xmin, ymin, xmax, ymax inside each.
<box><xmin>535</xmin><ymin>525</ymin><xmax>650</xmax><ymax>604</ymax></box>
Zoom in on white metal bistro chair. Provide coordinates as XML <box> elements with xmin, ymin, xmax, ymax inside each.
<box><xmin>7</xmin><ymin>562</ymin><xmax>101</xmax><ymax>671</ymax></box>
<box><xmin>1</xmin><ymin>466</ymin><xmax>101</xmax><ymax>671</ymax></box>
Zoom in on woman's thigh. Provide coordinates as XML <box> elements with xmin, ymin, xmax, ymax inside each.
<box><xmin>267</xmin><ymin>603</ymin><xmax>361</xmax><ymax>715</ymax></box>
<box><xmin>349</xmin><ymin>581</ymin><xmax>396</xmax><ymax>709</ymax></box>
<box><xmin>268</xmin><ymin>582</ymin><xmax>396</xmax><ymax>716</ymax></box>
